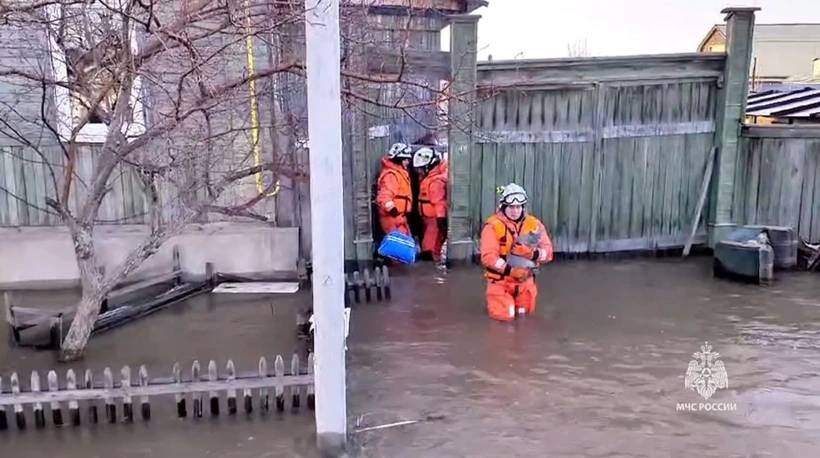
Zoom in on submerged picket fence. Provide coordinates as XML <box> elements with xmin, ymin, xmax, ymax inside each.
<box><xmin>0</xmin><ymin>354</ymin><xmax>314</xmax><ymax>431</ymax></box>
<box><xmin>344</xmin><ymin>265</ymin><xmax>392</xmax><ymax>305</ymax></box>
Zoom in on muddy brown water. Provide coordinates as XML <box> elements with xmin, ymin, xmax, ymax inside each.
<box><xmin>4</xmin><ymin>257</ymin><xmax>820</xmax><ymax>457</ymax></box>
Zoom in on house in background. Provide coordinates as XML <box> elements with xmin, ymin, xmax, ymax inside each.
<box><xmin>698</xmin><ymin>23</ymin><xmax>820</xmax><ymax>88</ymax></box>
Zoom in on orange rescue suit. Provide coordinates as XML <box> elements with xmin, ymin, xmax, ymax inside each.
<box><xmin>418</xmin><ymin>161</ymin><xmax>448</xmax><ymax>260</ymax></box>
<box><xmin>479</xmin><ymin>211</ymin><xmax>554</xmax><ymax>321</ymax></box>
<box><xmin>376</xmin><ymin>157</ymin><xmax>412</xmax><ymax>236</ymax></box>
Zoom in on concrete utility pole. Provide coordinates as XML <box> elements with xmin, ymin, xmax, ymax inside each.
<box><xmin>305</xmin><ymin>0</ymin><xmax>347</xmax><ymax>453</ymax></box>
<box><xmin>708</xmin><ymin>7</ymin><xmax>759</xmax><ymax>247</ymax></box>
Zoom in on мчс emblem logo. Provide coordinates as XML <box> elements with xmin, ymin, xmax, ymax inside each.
<box><xmin>684</xmin><ymin>341</ymin><xmax>728</xmax><ymax>400</ymax></box>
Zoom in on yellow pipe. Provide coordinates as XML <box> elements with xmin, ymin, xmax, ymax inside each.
<box><xmin>245</xmin><ymin>0</ymin><xmax>279</xmax><ymax>197</ymax></box>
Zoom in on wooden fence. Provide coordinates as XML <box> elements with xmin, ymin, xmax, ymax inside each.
<box><xmin>344</xmin><ymin>265</ymin><xmax>391</xmax><ymax>305</ymax></box>
<box><xmin>0</xmin><ymin>354</ymin><xmax>314</xmax><ymax>431</ymax></box>
<box><xmin>0</xmin><ymin>144</ymin><xmax>148</xmax><ymax>226</ymax></box>
<box><xmin>734</xmin><ymin>126</ymin><xmax>820</xmax><ymax>243</ymax></box>
<box><xmin>6</xmin><ymin>8</ymin><xmax>814</xmax><ymax>262</ymax></box>
<box><xmin>462</xmin><ymin>54</ymin><xmax>724</xmax><ymax>254</ymax></box>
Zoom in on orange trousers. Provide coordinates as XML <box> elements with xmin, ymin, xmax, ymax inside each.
<box><xmin>421</xmin><ymin>217</ymin><xmax>446</xmax><ymax>261</ymax></box>
<box><xmin>379</xmin><ymin>214</ymin><xmax>410</xmax><ymax>236</ymax></box>
<box><xmin>485</xmin><ymin>278</ymin><xmax>538</xmax><ymax>321</ymax></box>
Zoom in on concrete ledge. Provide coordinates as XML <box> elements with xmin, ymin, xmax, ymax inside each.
<box><xmin>0</xmin><ymin>223</ymin><xmax>300</xmax><ymax>289</ymax></box>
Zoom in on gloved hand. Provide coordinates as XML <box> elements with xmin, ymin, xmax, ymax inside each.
<box><xmin>388</xmin><ymin>207</ymin><xmax>400</xmax><ymax>217</ymax></box>
<box><xmin>511</xmin><ymin>243</ymin><xmax>539</xmax><ymax>261</ymax></box>
<box><xmin>436</xmin><ymin>217</ymin><xmax>447</xmax><ymax>233</ymax></box>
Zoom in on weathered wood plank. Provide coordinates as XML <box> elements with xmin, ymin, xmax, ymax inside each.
<box><xmin>782</xmin><ymin>139</ymin><xmax>805</xmax><ymax>231</ymax></box>
<box><xmin>597</xmin><ymin>140</ymin><xmax>614</xmax><ymax>244</ymax></box>
<box><xmin>531</xmin><ymin>142</ymin><xmax>545</xmax><ymax>222</ymax></box>
<box><xmin>629</xmin><ymin>137</ymin><xmax>646</xmax><ymax>237</ymax></box>
<box><xmin>475</xmin><ymin>130</ymin><xmax>591</xmax><ymax>144</ymax></box>
<box><xmin>661</xmin><ymin>136</ymin><xmax>675</xmax><ymax>238</ymax></box>
<box><xmin>477</xmin><ymin>54</ymin><xmax>726</xmax><ymax>88</ymax></box>
<box><xmin>671</xmin><ymin>135</ymin><xmax>685</xmax><ymax>235</ymax></box>
<box><xmin>341</xmin><ymin>100</ymin><xmax>356</xmax><ymax>260</ymax></box>
<box><xmin>587</xmin><ymin>84</ymin><xmax>606</xmax><ymax>250</ymax></box>
<box><xmin>109</xmin><ymin>168</ymin><xmax>125</xmax><ymax>225</ymax></box>
<box><xmin>619</xmin><ymin>139</ymin><xmax>635</xmax><ymax>239</ymax></box>
<box><xmin>493</xmin><ymin>90</ymin><xmax>506</xmax><ymax>132</ymax></box>
<box><xmin>744</xmin><ymin>138</ymin><xmax>762</xmax><ymax>225</ymax></box>
<box><xmin>32</xmin><ymin>149</ymin><xmax>47</xmax><ymax>226</ymax></box>
<box><xmin>513</xmin><ymin>143</ymin><xmax>526</xmax><ymax>186</ymax></box>
<box><xmin>593</xmin><ymin>232</ymin><xmax>707</xmax><ymax>253</ymax></box>
<box><xmin>743</xmin><ymin>126</ymin><xmax>820</xmax><ymax>139</ymax></box>
<box><xmin>644</xmin><ymin>137</ymin><xmax>660</xmax><ymax>240</ymax></box>
<box><xmin>572</xmin><ymin>142</ymin><xmax>587</xmax><ymax>248</ymax></box>
<box><xmin>549</xmin><ymin>144</ymin><xmax>561</xmax><ymax>249</ymax></box>
<box><xmin>474</xmin><ymin>121</ymin><xmax>714</xmax><ymax>144</ymax></box>
<box><xmin>0</xmin><ymin>148</ymin><xmax>9</xmax><ymax>226</ymax></box>
<box><xmin>365</xmin><ymin>48</ymin><xmax>451</xmax><ymax>78</ymax></box>
<box><xmin>498</xmin><ymin>142</ymin><xmax>514</xmax><ymax>188</ymax></box>
<box><xmin>121</xmin><ymin>166</ymin><xmax>138</xmax><ymax>224</ymax></box>
<box><xmin>523</xmin><ymin>143</ymin><xmax>535</xmax><ymax>216</ymax></box>
<box><xmin>468</xmin><ymin>135</ymin><xmax>482</xmax><ymax>236</ymax></box>
<box><xmin>15</xmin><ymin>149</ymin><xmax>30</xmax><ymax>225</ymax></box>
<box><xmin>811</xmin><ymin>143</ymin><xmax>820</xmax><ymax>240</ymax></box>
<box><xmin>479</xmin><ymin>143</ymin><xmax>496</xmax><ymax>220</ymax></box>
<box><xmin>683</xmin><ymin>146</ymin><xmax>716</xmax><ymax>257</ymax></box>
<box><xmin>74</xmin><ymin>148</ymin><xmax>93</xmax><ymax>220</ymax></box>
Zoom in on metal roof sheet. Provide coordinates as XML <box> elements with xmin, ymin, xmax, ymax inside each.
<box><xmin>746</xmin><ymin>89</ymin><xmax>820</xmax><ymax>115</ymax></box>
<box><xmin>748</xmin><ymin>98</ymin><xmax>820</xmax><ymax>116</ymax></box>
<box><xmin>775</xmin><ymin>106</ymin><xmax>820</xmax><ymax>118</ymax></box>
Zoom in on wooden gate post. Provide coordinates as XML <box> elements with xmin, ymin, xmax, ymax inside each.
<box><xmin>447</xmin><ymin>14</ymin><xmax>480</xmax><ymax>263</ymax></box>
<box><xmin>708</xmin><ymin>7</ymin><xmax>759</xmax><ymax>246</ymax></box>
<box><xmin>305</xmin><ymin>0</ymin><xmax>348</xmax><ymax>454</ymax></box>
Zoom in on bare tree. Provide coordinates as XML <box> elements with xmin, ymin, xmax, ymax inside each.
<box><xmin>567</xmin><ymin>38</ymin><xmax>590</xmax><ymax>58</ymax></box>
<box><xmin>0</xmin><ymin>0</ymin><xmax>464</xmax><ymax>360</ymax></box>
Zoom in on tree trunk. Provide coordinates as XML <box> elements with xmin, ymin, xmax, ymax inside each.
<box><xmin>59</xmin><ymin>227</ymin><xmax>105</xmax><ymax>362</ymax></box>
<box><xmin>59</xmin><ymin>287</ymin><xmax>105</xmax><ymax>361</ymax></box>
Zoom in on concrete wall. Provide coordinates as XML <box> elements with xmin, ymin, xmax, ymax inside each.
<box><xmin>0</xmin><ymin>223</ymin><xmax>300</xmax><ymax>289</ymax></box>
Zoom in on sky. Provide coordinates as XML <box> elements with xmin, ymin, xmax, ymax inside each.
<box><xmin>446</xmin><ymin>0</ymin><xmax>820</xmax><ymax>60</ymax></box>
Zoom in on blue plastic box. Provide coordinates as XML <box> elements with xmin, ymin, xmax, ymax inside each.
<box><xmin>378</xmin><ymin>231</ymin><xmax>417</xmax><ymax>264</ymax></box>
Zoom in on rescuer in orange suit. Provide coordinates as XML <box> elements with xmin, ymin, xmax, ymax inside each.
<box><xmin>414</xmin><ymin>147</ymin><xmax>448</xmax><ymax>262</ymax></box>
<box><xmin>376</xmin><ymin>143</ymin><xmax>414</xmax><ymax>236</ymax></box>
<box><xmin>480</xmin><ymin>183</ymin><xmax>554</xmax><ymax>321</ymax></box>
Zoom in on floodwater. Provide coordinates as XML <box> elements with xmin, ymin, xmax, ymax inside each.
<box><xmin>1</xmin><ymin>291</ymin><xmax>320</xmax><ymax>458</ymax></box>
<box><xmin>347</xmin><ymin>258</ymin><xmax>820</xmax><ymax>457</ymax></box>
<box><xmin>4</xmin><ymin>257</ymin><xmax>820</xmax><ymax>457</ymax></box>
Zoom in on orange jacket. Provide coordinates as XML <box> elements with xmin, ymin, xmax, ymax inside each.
<box><xmin>480</xmin><ymin>211</ymin><xmax>554</xmax><ymax>281</ymax></box>
<box><xmin>419</xmin><ymin>161</ymin><xmax>448</xmax><ymax>218</ymax></box>
<box><xmin>376</xmin><ymin>157</ymin><xmax>412</xmax><ymax>215</ymax></box>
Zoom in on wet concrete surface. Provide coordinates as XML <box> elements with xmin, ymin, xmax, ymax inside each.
<box><xmin>3</xmin><ymin>257</ymin><xmax>820</xmax><ymax>457</ymax></box>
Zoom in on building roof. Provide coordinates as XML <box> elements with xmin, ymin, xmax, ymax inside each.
<box><xmin>699</xmin><ymin>23</ymin><xmax>820</xmax><ymax>81</ymax></box>
<box><xmin>747</xmin><ymin>86</ymin><xmax>820</xmax><ymax>119</ymax></box>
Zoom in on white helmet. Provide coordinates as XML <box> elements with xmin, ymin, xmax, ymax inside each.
<box><xmin>498</xmin><ymin>183</ymin><xmax>528</xmax><ymax>206</ymax></box>
<box><xmin>413</xmin><ymin>147</ymin><xmax>436</xmax><ymax>168</ymax></box>
<box><xmin>387</xmin><ymin>143</ymin><xmax>413</xmax><ymax>159</ymax></box>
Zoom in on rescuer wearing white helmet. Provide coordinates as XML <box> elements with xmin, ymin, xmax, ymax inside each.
<box><xmin>479</xmin><ymin>183</ymin><xmax>554</xmax><ymax>321</ymax></box>
<box><xmin>413</xmin><ymin>147</ymin><xmax>448</xmax><ymax>262</ymax></box>
<box><xmin>376</xmin><ymin>143</ymin><xmax>414</xmax><ymax>236</ymax></box>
